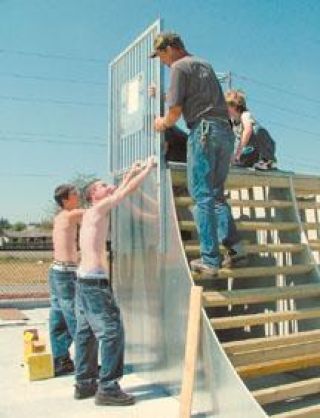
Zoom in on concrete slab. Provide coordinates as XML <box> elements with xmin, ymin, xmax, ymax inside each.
<box><xmin>0</xmin><ymin>308</ymin><xmax>180</xmax><ymax>418</ymax></box>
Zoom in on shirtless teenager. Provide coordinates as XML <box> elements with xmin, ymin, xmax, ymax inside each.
<box><xmin>49</xmin><ymin>184</ymin><xmax>84</xmax><ymax>376</ymax></box>
<box><xmin>74</xmin><ymin>156</ymin><xmax>155</xmax><ymax>406</ymax></box>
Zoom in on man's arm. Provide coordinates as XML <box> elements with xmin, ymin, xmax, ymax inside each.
<box><xmin>154</xmin><ymin>65</ymin><xmax>185</xmax><ymax>132</ymax></box>
<box><xmin>154</xmin><ymin>106</ymin><xmax>182</xmax><ymax>132</ymax></box>
<box><xmin>95</xmin><ymin>156</ymin><xmax>156</xmax><ymax>215</ymax></box>
<box><xmin>235</xmin><ymin>116</ymin><xmax>253</xmax><ymax>161</ymax></box>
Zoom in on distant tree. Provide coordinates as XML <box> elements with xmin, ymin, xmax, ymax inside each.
<box><xmin>0</xmin><ymin>217</ymin><xmax>11</xmax><ymax>229</ymax></box>
<box><xmin>39</xmin><ymin>218</ymin><xmax>54</xmax><ymax>231</ymax></box>
<box><xmin>12</xmin><ymin>221</ymin><xmax>27</xmax><ymax>231</ymax></box>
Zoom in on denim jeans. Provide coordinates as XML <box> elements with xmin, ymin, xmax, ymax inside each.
<box><xmin>48</xmin><ymin>268</ymin><xmax>77</xmax><ymax>361</ymax></box>
<box><xmin>187</xmin><ymin>118</ymin><xmax>240</xmax><ymax>267</ymax></box>
<box><xmin>75</xmin><ymin>280</ymin><xmax>124</xmax><ymax>392</ymax></box>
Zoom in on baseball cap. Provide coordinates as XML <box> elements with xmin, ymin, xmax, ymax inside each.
<box><xmin>150</xmin><ymin>32</ymin><xmax>185</xmax><ymax>58</ymax></box>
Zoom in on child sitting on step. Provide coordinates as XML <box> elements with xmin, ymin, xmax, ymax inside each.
<box><xmin>225</xmin><ymin>90</ymin><xmax>277</xmax><ymax>170</ymax></box>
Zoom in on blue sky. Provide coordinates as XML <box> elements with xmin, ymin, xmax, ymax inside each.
<box><xmin>0</xmin><ymin>0</ymin><xmax>319</xmax><ymax>222</ymax></box>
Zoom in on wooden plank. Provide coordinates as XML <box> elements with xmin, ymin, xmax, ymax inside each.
<box><xmin>185</xmin><ymin>243</ymin><xmax>305</xmax><ymax>257</ymax></box>
<box><xmin>203</xmin><ymin>283</ymin><xmax>320</xmax><ymax>307</ymax></box>
<box><xmin>171</xmin><ymin>168</ymin><xmax>291</xmax><ymax>189</ymax></box>
<box><xmin>192</xmin><ymin>264</ymin><xmax>313</xmax><ymax>281</ymax></box>
<box><xmin>179</xmin><ymin>286</ymin><xmax>202</xmax><ymax>418</ymax></box>
<box><xmin>271</xmin><ymin>403</ymin><xmax>320</xmax><ymax>418</ymax></box>
<box><xmin>303</xmin><ymin>223</ymin><xmax>320</xmax><ymax>230</ymax></box>
<box><xmin>229</xmin><ymin>340</ymin><xmax>320</xmax><ymax>367</ymax></box>
<box><xmin>179</xmin><ymin>220</ymin><xmax>299</xmax><ymax>232</ymax></box>
<box><xmin>175</xmin><ymin>197</ymin><xmax>292</xmax><ymax>209</ymax></box>
<box><xmin>211</xmin><ymin>307</ymin><xmax>320</xmax><ymax>330</ymax></box>
<box><xmin>253</xmin><ymin>377</ymin><xmax>320</xmax><ymax>405</ymax></box>
<box><xmin>223</xmin><ymin>329</ymin><xmax>320</xmax><ymax>354</ymax></box>
<box><xmin>298</xmin><ymin>201</ymin><xmax>320</xmax><ymax>209</ymax></box>
<box><xmin>236</xmin><ymin>352</ymin><xmax>320</xmax><ymax>378</ymax></box>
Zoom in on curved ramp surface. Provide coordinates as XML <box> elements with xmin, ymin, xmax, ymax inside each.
<box><xmin>113</xmin><ymin>166</ymin><xmax>320</xmax><ymax>417</ymax></box>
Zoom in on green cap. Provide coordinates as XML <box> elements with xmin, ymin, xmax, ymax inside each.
<box><xmin>150</xmin><ymin>32</ymin><xmax>185</xmax><ymax>58</ymax></box>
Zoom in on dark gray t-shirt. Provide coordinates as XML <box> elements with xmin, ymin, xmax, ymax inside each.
<box><xmin>166</xmin><ymin>55</ymin><xmax>229</xmax><ymax>128</ymax></box>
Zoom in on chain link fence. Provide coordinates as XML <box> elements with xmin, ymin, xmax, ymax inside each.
<box><xmin>0</xmin><ymin>248</ymin><xmax>51</xmax><ymax>306</ymax></box>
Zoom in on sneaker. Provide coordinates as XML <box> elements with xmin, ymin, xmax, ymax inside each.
<box><xmin>54</xmin><ymin>357</ymin><xmax>75</xmax><ymax>377</ymax></box>
<box><xmin>74</xmin><ymin>383</ymin><xmax>97</xmax><ymax>400</ymax></box>
<box><xmin>190</xmin><ymin>258</ymin><xmax>219</xmax><ymax>277</ymax></box>
<box><xmin>222</xmin><ymin>242</ymin><xmax>248</xmax><ymax>268</ymax></box>
<box><xmin>254</xmin><ymin>160</ymin><xmax>277</xmax><ymax>171</ymax></box>
<box><xmin>95</xmin><ymin>385</ymin><xmax>135</xmax><ymax>406</ymax></box>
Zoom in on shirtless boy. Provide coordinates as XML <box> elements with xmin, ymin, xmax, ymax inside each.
<box><xmin>74</xmin><ymin>156</ymin><xmax>155</xmax><ymax>406</ymax></box>
<box><xmin>49</xmin><ymin>184</ymin><xmax>84</xmax><ymax>376</ymax></box>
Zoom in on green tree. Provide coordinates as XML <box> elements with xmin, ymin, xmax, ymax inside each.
<box><xmin>0</xmin><ymin>217</ymin><xmax>11</xmax><ymax>229</ymax></box>
<box><xmin>12</xmin><ymin>221</ymin><xmax>27</xmax><ymax>231</ymax></box>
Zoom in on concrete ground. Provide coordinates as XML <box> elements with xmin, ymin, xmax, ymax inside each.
<box><xmin>0</xmin><ymin>308</ymin><xmax>180</xmax><ymax>418</ymax></box>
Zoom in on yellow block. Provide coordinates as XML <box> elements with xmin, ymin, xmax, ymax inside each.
<box><xmin>26</xmin><ymin>353</ymin><xmax>54</xmax><ymax>381</ymax></box>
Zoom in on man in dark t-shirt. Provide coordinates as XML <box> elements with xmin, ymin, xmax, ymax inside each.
<box><xmin>151</xmin><ymin>32</ymin><xmax>246</xmax><ymax>274</ymax></box>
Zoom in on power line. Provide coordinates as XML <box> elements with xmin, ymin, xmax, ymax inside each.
<box><xmin>0</xmin><ymin>72</ymin><xmax>107</xmax><ymax>86</ymax></box>
<box><xmin>260</xmin><ymin>118</ymin><xmax>320</xmax><ymax>140</ymax></box>
<box><xmin>0</xmin><ymin>94</ymin><xmax>106</xmax><ymax>107</ymax></box>
<box><xmin>0</xmin><ymin>137</ymin><xmax>106</xmax><ymax>147</ymax></box>
<box><xmin>0</xmin><ymin>172</ymin><xmax>60</xmax><ymax>178</ymax></box>
<box><xmin>250</xmin><ymin>98</ymin><xmax>317</xmax><ymax>121</ymax></box>
<box><xmin>0</xmin><ymin>129</ymin><xmax>105</xmax><ymax>142</ymax></box>
<box><xmin>0</xmin><ymin>48</ymin><xmax>105</xmax><ymax>64</ymax></box>
<box><xmin>233</xmin><ymin>73</ymin><xmax>320</xmax><ymax>106</ymax></box>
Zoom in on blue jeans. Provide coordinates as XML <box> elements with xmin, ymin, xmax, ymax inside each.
<box><xmin>75</xmin><ymin>280</ymin><xmax>124</xmax><ymax>392</ymax></box>
<box><xmin>48</xmin><ymin>268</ymin><xmax>77</xmax><ymax>361</ymax></box>
<box><xmin>187</xmin><ymin>118</ymin><xmax>240</xmax><ymax>267</ymax></box>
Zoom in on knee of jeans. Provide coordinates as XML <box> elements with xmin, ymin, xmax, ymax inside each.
<box><xmin>194</xmin><ymin>195</ymin><xmax>215</xmax><ymax>208</ymax></box>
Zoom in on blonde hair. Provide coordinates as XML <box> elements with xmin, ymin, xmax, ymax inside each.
<box><xmin>225</xmin><ymin>90</ymin><xmax>247</xmax><ymax>113</ymax></box>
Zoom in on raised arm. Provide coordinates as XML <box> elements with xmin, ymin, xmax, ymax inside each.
<box><xmin>95</xmin><ymin>156</ymin><xmax>156</xmax><ymax>215</ymax></box>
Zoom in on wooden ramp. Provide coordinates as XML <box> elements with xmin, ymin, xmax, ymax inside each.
<box><xmin>172</xmin><ymin>166</ymin><xmax>320</xmax><ymax>418</ymax></box>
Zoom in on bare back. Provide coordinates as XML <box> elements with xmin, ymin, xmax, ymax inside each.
<box><xmin>79</xmin><ymin>206</ymin><xmax>110</xmax><ymax>273</ymax></box>
<box><xmin>53</xmin><ymin>210</ymin><xmax>79</xmax><ymax>264</ymax></box>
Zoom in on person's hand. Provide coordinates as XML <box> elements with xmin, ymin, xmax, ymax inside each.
<box><xmin>146</xmin><ymin>155</ymin><xmax>157</xmax><ymax>170</ymax></box>
<box><xmin>154</xmin><ymin>116</ymin><xmax>167</xmax><ymax>132</ymax></box>
<box><xmin>130</xmin><ymin>161</ymin><xmax>143</xmax><ymax>175</ymax></box>
<box><xmin>148</xmin><ymin>84</ymin><xmax>156</xmax><ymax>98</ymax></box>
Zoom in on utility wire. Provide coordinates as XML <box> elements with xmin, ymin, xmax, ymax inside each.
<box><xmin>0</xmin><ymin>94</ymin><xmax>106</xmax><ymax>107</ymax></box>
<box><xmin>260</xmin><ymin>119</ymin><xmax>320</xmax><ymax>140</ymax></box>
<box><xmin>0</xmin><ymin>129</ymin><xmax>105</xmax><ymax>142</ymax></box>
<box><xmin>0</xmin><ymin>48</ymin><xmax>105</xmax><ymax>64</ymax></box>
<box><xmin>250</xmin><ymin>98</ymin><xmax>317</xmax><ymax>121</ymax></box>
<box><xmin>233</xmin><ymin>73</ymin><xmax>320</xmax><ymax>105</ymax></box>
<box><xmin>0</xmin><ymin>137</ymin><xmax>106</xmax><ymax>147</ymax></box>
<box><xmin>0</xmin><ymin>72</ymin><xmax>107</xmax><ymax>86</ymax></box>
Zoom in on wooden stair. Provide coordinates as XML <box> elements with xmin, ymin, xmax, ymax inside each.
<box><xmin>172</xmin><ymin>167</ymin><xmax>320</xmax><ymax>417</ymax></box>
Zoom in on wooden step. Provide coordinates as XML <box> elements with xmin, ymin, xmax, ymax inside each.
<box><xmin>227</xmin><ymin>336</ymin><xmax>320</xmax><ymax>368</ymax></box>
<box><xmin>253</xmin><ymin>377</ymin><xmax>320</xmax><ymax>405</ymax></box>
<box><xmin>179</xmin><ymin>220</ymin><xmax>299</xmax><ymax>232</ymax></box>
<box><xmin>298</xmin><ymin>201</ymin><xmax>320</xmax><ymax>209</ymax></box>
<box><xmin>211</xmin><ymin>307</ymin><xmax>320</xmax><ymax>330</ymax></box>
<box><xmin>271</xmin><ymin>404</ymin><xmax>320</xmax><ymax>417</ymax></box>
<box><xmin>171</xmin><ymin>168</ymin><xmax>291</xmax><ymax>189</ymax></box>
<box><xmin>203</xmin><ymin>283</ymin><xmax>320</xmax><ymax>307</ymax></box>
<box><xmin>185</xmin><ymin>243</ymin><xmax>305</xmax><ymax>257</ymax></box>
<box><xmin>236</xmin><ymin>352</ymin><xmax>320</xmax><ymax>378</ymax></box>
<box><xmin>175</xmin><ymin>196</ymin><xmax>292</xmax><ymax>209</ymax></box>
<box><xmin>303</xmin><ymin>223</ymin><xmax>320</xmax><ymax>230</ymax></box>
<box><xmin>192</xmin><ymin>264</ymin><xmax>313</xmax><ymax>281</ymax></box>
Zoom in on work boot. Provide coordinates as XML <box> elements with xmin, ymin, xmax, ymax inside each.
<box><xmin>190</xmin><ymin>258</ymin><xmax>219</xmax><ymax>277</ymax></box>
<box><xmin>222</xmin><ymin>242</ymin><xmax>248</xmax><ymax>268</ymax></box>
<box><xmin>54</xmin><ymin>356</ymin><xmax>74</xmax><ymax>377</ymax></box>
<box><xmin>74</xmin><ymin>383</ymin><xmax>97</xmax><ymax>400</ymax></box>
<box><xmin>95</xmin><ymin>384</ymin><xmax>135</xmax><ymax>406</ymax></box>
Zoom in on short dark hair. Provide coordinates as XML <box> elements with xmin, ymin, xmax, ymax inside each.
<box><xmin>54</xmin><ymin>184</ymin><xmax>76</xmax><ymax>208</ymax></box>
